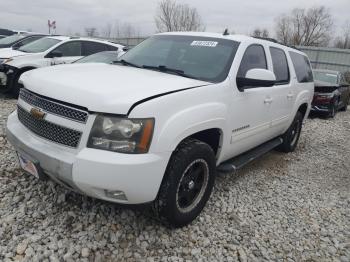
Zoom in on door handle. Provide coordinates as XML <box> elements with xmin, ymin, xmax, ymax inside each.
<box><xmin>287</xmin><ymin>93</ymin><xmax>294</xmax><ymax>99</ymax></box>
<box><xmin>264</xmin><ymin>98</ymin><xmax>273</xmax><ymax>104</ymax></box>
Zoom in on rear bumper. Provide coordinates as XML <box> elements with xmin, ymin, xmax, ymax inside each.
<box><xmin>6</xmin><ymin>111</ymin><xmax>172</xmax><ymax>204</ymax></box>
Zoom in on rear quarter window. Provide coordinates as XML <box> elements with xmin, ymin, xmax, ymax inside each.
<box><xmin>289</xmin><ymin>51</ymin><xmax>313</xmax><ymax>83</ymax></box>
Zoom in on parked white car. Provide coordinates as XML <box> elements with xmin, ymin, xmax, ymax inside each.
<box><xmin>6</xmin><ymin>32</ymin><xmax>314</xmax><ymax>227</ymax></box>
<box><xmin>0</xmin><ymin>36</ymin><xmax>125</xmax><ymax>95</ymax></box>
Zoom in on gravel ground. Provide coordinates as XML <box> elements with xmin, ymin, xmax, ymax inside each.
<box><xmin>0</xmin><ymin>95</ymin><xmax>349</xmax><ymax>262</ymax></box>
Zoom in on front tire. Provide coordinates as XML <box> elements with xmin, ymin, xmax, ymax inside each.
<box><xmin>278</xmin><ymin>111</ymin><xmax>303</xmax><ymax>153</ymax></box>
<box><xmin>153</xmin><ymin>139</ymin><xmax>216</xmax><ymax>228</ymax></box>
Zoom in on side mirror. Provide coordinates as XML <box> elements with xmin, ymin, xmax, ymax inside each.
<box><xmin>45</xmin><ymin>50</ymin><xmax>63</xmax><ymax>58</ymax></box>
<box><xmin>237</xmin><ymin>69</ymin><xmax>276</xmax><ymax>91</ymax></box>
<box><xmin>12</xmin><ymin>45</ymin><xmax>20</xmax><ymax>50</ymax></box>
<box><xmin>122</xmin><ymin>47</ymin><xmax>129</xmax><ymax>52</ymax></box>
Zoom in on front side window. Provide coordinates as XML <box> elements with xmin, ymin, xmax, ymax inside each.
<box><xmin>289</xmin><ymin>52</ymin><xmax>313</xmax><ymax>83</ymax></box>
<box><xmin>18</xmin><ymin>38</ymin><xmax>61</xmax><ymax>53</ymax></box>
<box><xmin>237</xmin><ymin>44</ymin><xmax>267</xmax><ymax>78</ymax></box>
<box><xmin>120</xmin><ymin>35</ymin><xmax>240</xmax><ymax>83</ymax></box>
<box><xmin>54</xmin><ymin>41</ymin><xmax>82</xmax><ymax>56</ymax></box>
<box><xmin>270</xmin><ymin>47</ymin><xmax>290</xmax><ymax>85</ymax></box>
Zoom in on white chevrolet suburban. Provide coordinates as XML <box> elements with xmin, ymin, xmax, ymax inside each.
<box><xmin>6</xmin><ymin>32</ymin><xmax>314</xmax><ymax>227</ymax></box>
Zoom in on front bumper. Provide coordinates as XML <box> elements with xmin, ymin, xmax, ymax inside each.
<box><xmin>311</xmin><ymin>102</ymin><xmax>332</xmax><ymax>113</ymax></box>
<box><xmin>6</xmin><ymin>111</ymin><xmax>171</xmax><ymax>204</ymax></box>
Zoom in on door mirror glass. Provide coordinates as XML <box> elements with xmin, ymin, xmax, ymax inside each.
<box><xmin>237</xmin><ymin>69</ymin><xmax>276</xmax><ymax>91</ymax></box>
<box><xmin>46</xmin><ymin>50</ymin><xmax>63</xmax><ymax>58</ymax></box>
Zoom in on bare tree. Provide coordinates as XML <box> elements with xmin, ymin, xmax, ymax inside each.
<box><xmin>275</xmin><ymin>6</ymin><xmax>333</xmax><ymax>46</ymax></box>
<box><xmin>155</xmin><ymin>0</ymin><xmax>204</xmax><ymax>32</ymax></box>
<box><xmin>334</xmin><ymin>21</ymin><xmax>350</xmax><ymax>49</ymax></box>
<box><xmin>102</xmin><ymin>23</ymin><xmax>112</xmax><ymax>38</ymax></box>
<box><xmin>85</xmin><ymin>27</ymin><xmax>98</xmax><ymax>37</ymax></box>
<box><xmin>251</xmin><ymin>28</ymin><xmax>270</xmax><ymax>38</ymax></box>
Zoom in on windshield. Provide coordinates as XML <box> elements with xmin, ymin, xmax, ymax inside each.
<box><xmin>76</xmin><ymin>51</ymin><xmax>119</xmax><ymax>64</ymax></box>
<box><xmin>18</xmin><ymin>38</ymin><xmax>61</xmax><ymax>53</ymax></box>
<box><xmin>0</xmin><ymin>34</ymin><xmax>25</xmax><ymax>45</ymax></box>
<box><xmin>119</xmin><ymin>35</ymin><xmax>240</xmax><ymax>82</ymax></box>
<box><xmin>313</xmin><ymin>71</ymin><xmax>338</xmax><ymax>85</ymax></box>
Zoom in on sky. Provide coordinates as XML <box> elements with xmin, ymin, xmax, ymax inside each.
<box><xmin>0</xmin><ymin>0</ymin><xmax>349</xmax><ymax>38</ymax></box>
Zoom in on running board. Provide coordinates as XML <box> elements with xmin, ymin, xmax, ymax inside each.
<box><xmin>217</xmin><ymin>137</ymin><xmax>283</xmax><ymax>173</ymax></box>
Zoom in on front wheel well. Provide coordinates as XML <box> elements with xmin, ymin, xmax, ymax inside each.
<box><xmin>18</xmin><ymin>67</ymin><xmax>37</xmax><ymax>74</ymax></box>
<box><xmin>183</xmin><ymin>128</ymin><xmax>222</xmax><ymax>157</ymax></box>
<box><xmin>297</xmin><ymin>103</ymin><xmax>308</xmax><ymax>119</ymax></box>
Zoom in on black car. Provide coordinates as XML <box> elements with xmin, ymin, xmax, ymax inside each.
<box><xmin>0</xmin><ymin>34</ymin><xmax>46</xmax><ymax>49</ymax></box>
<box><xmin>311</xmin><ymin>69</ymin><xmax>350</xmax><ymax>118</ymax></box>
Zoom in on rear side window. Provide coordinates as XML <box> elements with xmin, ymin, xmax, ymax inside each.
<box><xmin>83</xmin><ymin>41</ymin><xmax>114</xmax><ymax>56</ymax></box>
<box><xmin>270</xmin><ymin>47</ymin><xmax>290</xmax><ymax>85</ymax></box>
<box><xmin>289</xmin><ymin>51</ymin><xmax>313</xmax><ymax>83</ymax></box>
<box><xmin>237</xmin><ymin>44</ymin><xmax>267</xmax><ymax>78</ymax></box>
<box><xmin>55</xmin><ymin>41</ymin><xmax>82</xmax><ymax>56</ymax></box>
<box><xmin>108</xmin><ymin>45</ymin><xmax>119</xmax><ymax>51</ymax></box>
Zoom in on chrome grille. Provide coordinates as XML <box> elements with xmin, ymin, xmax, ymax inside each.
<box><xmin>19</xmin><ymin>88</ymin><xmax>88</xmax><ymax>123</ymax></box>
<box><xmin>17</xmin><ymin>106</ymin><xmax>82</xmax><ymax>148</ymax></box>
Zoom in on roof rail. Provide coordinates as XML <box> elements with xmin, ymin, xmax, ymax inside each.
<box><xmin>253</xmin><ymin>36</ymin><xmax>278</xmax><ymax>43</ymax></box>
<box><xmin>253</xmin><ymin>36</ymin><xmax>300</xmax><ymax>51</ymax></box>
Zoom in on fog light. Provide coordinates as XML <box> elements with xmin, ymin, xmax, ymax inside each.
<box><xmin>105</xmin><ymin>190</ymin><xmax>128</xmax><ymax>201</ymax></box>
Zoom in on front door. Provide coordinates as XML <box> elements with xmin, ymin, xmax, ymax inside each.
<box><xmin>50</xmin><ymin>41</ymin><xmax>83</xmax><ymax>65</ymax></box>
<box><xmin>227</xmin><ymin>44</ymin><xmax>275</xmax><ymax>158</ymax></box>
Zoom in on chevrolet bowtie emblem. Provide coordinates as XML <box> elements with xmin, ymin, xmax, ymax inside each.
<box><xmin>30</xmin><ymin>108</ymin><xmax>46</xmax><ymax>120</ymax></box>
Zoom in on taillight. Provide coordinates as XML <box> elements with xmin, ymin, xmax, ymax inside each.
<box><xmin>314</xmin><ymin>94</ymin><xmax>332</xmax><ymax>102</ymax></box>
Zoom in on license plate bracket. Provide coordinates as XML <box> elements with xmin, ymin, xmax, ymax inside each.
<box><xmin>17</xmin><ymin>152</ymin><xmax>45</xmax><ymax>180</ymax></box>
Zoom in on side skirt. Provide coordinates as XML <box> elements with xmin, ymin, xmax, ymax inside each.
<box><xmin>217</xmin><ymin>137</ymin><xmax>283</xmax><ymax>173</ymax></box>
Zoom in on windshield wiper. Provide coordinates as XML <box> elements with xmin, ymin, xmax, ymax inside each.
<box><xmin>142</xmin><ymin>65</ymin><xmax>198</xmax><ymax>80</ymax></box>
<box><xmin>113</xmin><ymin>59</ymin><xmax>141</xmax><ymax>68</ymax></box>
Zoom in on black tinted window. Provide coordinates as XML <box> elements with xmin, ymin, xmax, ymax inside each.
<box><xmin>55</xmin><ymin>41</ymin><xmax>82</xmax><ymax>56</ymax></box>
<box><xmin>108</xmin><ymin>45</ymin><xmax>119</xmax><ymax>51</ymax></box>
<box><xmin>238</xmin><ymin>45</ymin><xmax>267</xmax><ymax>77</ymax></box>
<box><xmin>289</xmin><ymin>52</ymin><xmax>313</xmax><ymax>83</ymax></box>
<box><xmin>270</xmin><ymin>47</ymin><xmax>290</xmax><ymax>84</ymax></box>
<box><xmin>83</xmin><ymin>42</ymin><xmax>111</xmax><ymax>56</ymax></box>
<box><xmin>21</xmin><ymin>36</ymin><xmax>42</xmax><ymax>45</ymax></box>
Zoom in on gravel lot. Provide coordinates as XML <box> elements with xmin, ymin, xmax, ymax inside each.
<box><xmin>0</xmin><ymin>95</ymin><xmax>349</xmax><ymax>262</ymax></box>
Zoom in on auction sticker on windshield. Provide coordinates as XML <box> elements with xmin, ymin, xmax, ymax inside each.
<box><xmin>191</xmin><ymin>41</ymin><xmax>218</xmax><ymax>47</ymax></box>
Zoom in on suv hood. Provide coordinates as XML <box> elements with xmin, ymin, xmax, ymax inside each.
<box><xmin>21</xmin><ymin>63</ymin><xmax>211</xmax><ymax>114</ymax></box>
<box><xmin>0</xmin><ymin>48</ymin><xmax>28</xmax><ymax>59</ymax></box>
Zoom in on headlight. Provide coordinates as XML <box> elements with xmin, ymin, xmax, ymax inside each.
<box><xmin>87</xmin><ymin>115</ymin><xmax>155</xmax><ymax>154</ymax></box>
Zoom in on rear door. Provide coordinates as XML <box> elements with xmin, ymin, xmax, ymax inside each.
<box><xmin>268</xmin><ymin>47</ymin><xmax>294</xmax><ymax>136</ymax></box>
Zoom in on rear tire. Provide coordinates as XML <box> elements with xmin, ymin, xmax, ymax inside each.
<box><xmin>278</xmin><ymin>111</ymin><xmax>303</xmax><ymax>153</ymax></box>
<box><xmin>153</xmin><ymin>139</ymin><xmax>216</xmax><ymax>228</ymax></box>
